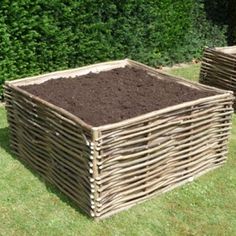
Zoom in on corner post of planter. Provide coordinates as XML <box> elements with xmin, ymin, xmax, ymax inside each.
<box><xmin>91</xmin><ymin>127</ymin><xmax>101</xmax><ymax>220</ymax></box>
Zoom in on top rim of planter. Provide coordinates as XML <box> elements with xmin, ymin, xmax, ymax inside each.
<box><xmin>207</xmin><ymin>45</ymin><xmax>236</xmax><ymax>57</ymax></box>
<box><xmin>5</xmin><ymin>59</ymin><xmax>234</xmax><ymax>131</ymax></box>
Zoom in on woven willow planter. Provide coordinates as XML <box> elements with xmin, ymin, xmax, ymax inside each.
<box><xmin>4</xmin><ymin>59</ymin><xmax>234</xmax><ymax>219</ymax></box>
<box><xmin>200</xmin><ymin>46</ymin><xmax>236</xmax><ymax>109</ymax></box>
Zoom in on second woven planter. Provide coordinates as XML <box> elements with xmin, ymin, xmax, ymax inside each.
<box><xmin>200</xmin><ymin>46</ymin><xmax>236</xmax><ymax>109</ymax></box>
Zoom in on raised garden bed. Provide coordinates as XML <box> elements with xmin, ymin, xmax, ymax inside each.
<box><xmin>4</xmin><ymin>59</ymin><xmax>234</xmax><ymax>219</ymax></box>
<box><xmin>200</xmin><ymin>46</ymin><xmax>236</xmax><ymax>109</ymax></box>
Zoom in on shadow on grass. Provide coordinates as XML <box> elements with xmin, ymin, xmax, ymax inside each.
<box><xmin>0</xmin><ymin>127</ymin><xmax>11</xmax><ymax>155</ymax></box>
<box><xmin>0</xmin><ymin>126</ymin><xmax>91</xmax><ymax>220</ymax></box>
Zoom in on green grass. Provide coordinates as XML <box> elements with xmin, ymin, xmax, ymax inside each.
<box><xmin>168</xmin><ymin>64</ymin><xmax>201</xmax><ymax>81</ymax></box>
<box><xmin>0</xmin><ymin>65</ymin><xmax>236</xmax><ymax>236</ymax></box>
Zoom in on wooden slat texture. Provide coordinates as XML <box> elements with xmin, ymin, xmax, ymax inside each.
<box><xmin>4</xmin><ymin>59</ymin><xmax>234</xmax><ymax>219</ymax></box>
<box><xmin>4</xmin><ymin>86</ymin><xmax>94</xmax><ymax>216</ymax></box>
<box><xmin>95</xmin><ymin>93</ymin><xmax>233</xmax><ymax>219</ymax></box>
<box><xmin>200</xmin><ymin>47</ymin><xmax>236</xmax><ymax>109</ymax></box>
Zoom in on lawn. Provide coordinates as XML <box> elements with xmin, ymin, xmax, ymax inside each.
<box><xmin>0</xmin><ymin>64</ymin><xmax>236</xmax><ymax>236</ymax></box>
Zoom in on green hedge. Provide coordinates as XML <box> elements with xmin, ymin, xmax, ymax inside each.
<box><xmin>0</xmin><ymin>0</ymin><xmax>227</xmax><ymax>98</ymax></box>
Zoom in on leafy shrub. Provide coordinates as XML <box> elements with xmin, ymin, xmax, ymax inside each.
<box><xmin>0</xmin><ymin>0</ymin><xmax>227</xmax><ymax>99</ymax></box>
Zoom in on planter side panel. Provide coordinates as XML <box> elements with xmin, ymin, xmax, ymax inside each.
<box><xmin>4</xmin><ymin>85</ymin><xmax>94</xmax><ymax>217</ymax></box>
<box><xmin>200</xmin><ymin>48</ymin><xmax>236</xmax><ymax>109</ymax></box>
<box><xmin>96</xmin><ymin>95</ymin><xmax>233</xmax><ymax>219</ymax></box>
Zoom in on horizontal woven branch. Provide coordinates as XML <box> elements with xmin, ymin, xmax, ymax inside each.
<box><xmin>4</xmin><ymin>59</ymin><xmax>234</xmax><ymax>219</ymax></box>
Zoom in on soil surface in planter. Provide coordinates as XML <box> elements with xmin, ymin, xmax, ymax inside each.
<box><xmin>21</xmin><ymin>66</ymin><xmax>217</xmax><ymax>126</ymax></box>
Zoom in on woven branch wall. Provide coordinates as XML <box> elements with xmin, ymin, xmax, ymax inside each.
<box><xmin>4</xmin><ymin>59</ymin><xmax>234</xmax><ymax>219</ymax></box>
<box><xmin>200</xmin><ymin>46</ymin><xmax>236</xmax><ymax>109</ymax></box>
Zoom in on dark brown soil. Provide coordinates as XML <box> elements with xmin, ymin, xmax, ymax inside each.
<box><xmin>21</xmin><ymin>66</ymin><xmax>217</xmax><ymax>126</ymax></box>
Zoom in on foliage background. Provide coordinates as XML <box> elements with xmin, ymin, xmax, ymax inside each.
<box><xmin>0</xmin><ymin>0</ymin><xmax>228</xmax><ymax>97</ymax></box>
<box><xmin>204</xmin><ymin>0</ymin><xmax>236</xmax><ymax>45</ymax></box>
